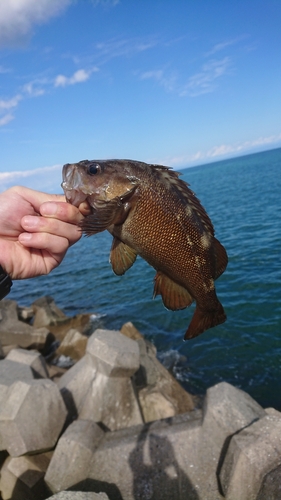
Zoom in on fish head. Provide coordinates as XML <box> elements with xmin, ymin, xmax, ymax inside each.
<box><xmin>62</xmin><ymin>159</ymin><xmax>140</xmax><ymax>207</ymax></box>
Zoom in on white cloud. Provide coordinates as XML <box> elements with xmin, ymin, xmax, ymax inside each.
<box><xmin>0</xmin><ymin>113</ymin><xmax>14</xmax><ymax>126</ymax></box>
<box><xmin>23</xmin><ymin>82</ymin><xmax>45</xmax><ymax>97</ymax></box>
<box><xmin>0</xmin><ymin>0</ymin><xmax>72</xmax><ymax>48</ymax></box>
<box><xmin>0</xmin><ymin>164</ymin><xmax>63</xmax><ymax>193</ymax></box>
<box><xmin>180</xmin><ymin>57</ymin><xmax>231</xmax><ymax>97</ymax></box>
<box><xmin>91</xmin><ymin>0</ymin><xmax>119</xmax><ymax>5</ymax></box>
<box><xmin>140</xmin><ymin>69</ymin><xmax>177</xmax><ymax>93</ymax></box>
<box><xmin>0</xmin><ymin>94</ymin><xmax>22</xmax><ymax>111</ymax></box>
<box><xmin>155</xmin><ymin>133</ymin><xmax>281</xmax><ymax>169</ymax></box>
<box><xmin>139</xmin><ymin>57</ymin><xmax>231</xmax><ymax>98</ymax></box>
<box><xmin>0</xmin><ymin>95</ymin><xmax>22</xmax><ymax>127</ymax></box>
<box><xmin>205</xmin><ymin>36</ymin><xmax>249</xmax><ymax>56</ymax></box>
<box><xmin>54</xmin><ymin>69</ymin><xmax>95</xmax><ymax>88</ymax></box>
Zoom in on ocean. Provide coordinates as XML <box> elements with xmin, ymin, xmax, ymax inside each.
<box><xmin>10</xmin><ymin>148</ymin><xmax>281</xmax><ymax>410</ymax></box>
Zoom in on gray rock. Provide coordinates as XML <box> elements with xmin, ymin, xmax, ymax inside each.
<box><xmin>0</xmin><ymin>298</ymin><xmax>54</xmax><ymax>351</ymax></box>
<box><xmin>47</xmin><ymin>493</ymin><xmax>109</xmax><ymax>500</ymax></box>
<box><xmin>120</xmin><ymin>321</ymin><xmax>144</xmax><ymax>341</ymax></box>
<box><xmin>203</xmin><ymin>381</ymin><xmax>266</xmax><ymax>440</ymax></box>
<box><xmin>32</xmin><ymin>296</ymin><xmax>67</xmax><ymax>327</ymax></box>
<box><xmin>56</xmin><ymin>329</ymin><xmax>87</xmax><ymax>361</ymax></box>
<box><xmin>256</xmin><ymin>464</ymin><xmax>281</xmax><ymax>500</ymax></box>
<box><xmin>200</xmin><ymin>381</ymin><xmax>266</xmax><ymax>497</ymax></box>
<box><xmin>0</xmin><ymin>452</ymin><xmax>52</xmax><ymax>500</ymax></box>
<box><xmin>58</xmin><ymin>356</ymin><xmax>97</xmax><ymax>420</ymax></box>
<box><xmin>0</xmin><ymin>359</ymin><xmax>35</xmax><ymax>451</ymax></box>
<box><xmin>219</xmin><ymin>413</ymin><xmax>281</xmax><ymax>500</ymax></box>
<box><xmin>134</xmin><ymin>338</ymin><xmax>159</xmax><ymax>387</ymax></box>
<box><xmin>88</xmin><ymin>411</ymin><xmax>203</xmax><ymax>500</ymax></box>
<box><xmin>0</xmin><ymin>379</ymin><xmax>67</xmax><ymax>456</ymax></box>
<box><xmin>32</xmin><ymin>296</ymin><xmax>91</xmax><ymax>341</ymax></box>
<box><xmin>86</xmin><ymin>329</ymin><xmax>140</xmax><ymax>378</ymax></box>
<box><xmin>0</xmin><ymin>299</ymin><xmax>19</xmax><ymax>323</ymax></box>
<box><xmin>0</xmin><ymin>325</ymin><xmax>54</xmax><ymax>352</ymax></box>
<box><xmin>0</xmin><ymin>339</ymin><xmax>4</xmax><ymax>359</ymax></box>
<box><xmin>0</xmin><ymin>358</ymin><xmax>34</xmax><ymax>385</ymax></box>
<box><xmin>45</xmin><ymin>420</ymin><xmax>104</xmax><ymax>494</ymax></box>
<box><xmin>134</xmin><ymin>338</ymin><xmax>194</xmax><ymax>422</ymax></box>
<box><xmin>18</xmin><ymin>305</ymin><xmax>34</xmax><ymax>321</ymax></box>
<box><xmin>79</xmin><ymin>371</ymin><xmax>143</xmax><ymax>431</ymax></box>
<box><xmin>6</xmin><ymin>348</ymin><xmax>49</xmax><ymax>378</ymax></box>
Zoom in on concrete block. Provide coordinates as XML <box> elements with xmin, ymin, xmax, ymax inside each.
<box><xmin>138</xmin><ymin>386</ymin><xmax>176</xmax><ymax>421</ymax></box>
<box><xmin>0</xmin><ymin>326</ymin><xmax>54</xmax><ymax>352</ymax></box>
<box><xmin>86</xmin><ymin>329</ymin><xmax>140</xmax><ymax>378</ymax></box>
<box><xmin>0</xmin><ymin>379</ymin><xmax>67</xmax><ymax>456</ymax></box>
<box><xmin>256</xmin><ymin>464</ymin><xmax>281</xmax><ymax>500</ymax></box>
<box><xmin>0</xmin><ymin>359</ymin><xmax>34</xmax><ymax>451</ymax></box>
<box><xmin>0</xmin><ymin>339</ymin><xmax>4</xmax><ymax>359</ymax></box>
<box><xmin>32</xmin><ymin>296</ymin><xmax>67</xmax><ymax>327</ymax></box>
<box><xmin>6</xmin><ymin>348</ymin><xmax>49</xmax><ymax>378</ymax></box>
<box><xmin>0</xmin><ymin>452</ymin><xmax>52</xmax><ymax>500</ymax></box>
<box><xmin>132</xmin><ymin>337</ymin><xmax>194</xmax><ymax>422</ymax></box>
<box><xmin>79</xmin><ymin>371</ymin><xmax>143</xmax><ymax>431</ymax></box>
<box><xmin>32</xmin><ymin>296</ymin><xmax>91</xmax><ymax>340</ymax></box>
<box><xmin>88</xmin><ymin>411</ymin><xmax>203</xmax><ymax>500</ymax></box>
<box><xmin>0</xmin><ymin>299</ymin><xmax>19</xmax><ymax>323</ymax></box>
<box><xmin>18</xmin><ymin>305</ymin><xmax>34</xmax><ymax>321</ymax></box>
<box><xmin>56</xmin><ymin>329</ymin><xmax>87</xmax><ymax>361</ymax></box>
<box><xmin>219</xmin><ymin>413</ymin><xmax>281</xmax><ymax>500</ymax></box>
<box><xmin>45</xmin><ymin>420</ymin><xmax>104</xmax><ymax>494</ymax></box>
<box><xmin>47</xmin><ymin>493</ymin><xmax>109</xmax><ymax>500</ymax></box>
<box><xmin>58</xmin><ymin>356</ymin><xmax>97</xmax><ymax>419</ymax></box>
<box><xmin>0</xmin><ymin>359</ymin><xmax>34</xmax><ymax>385</ymax></box>
<box><xmin>202</xmin><ymin>381</ymin><xmax>266</xmax><ymax>446</ymax></box>
<box><xmin>120</xmin><ymin>321</ymin><xmax>144</xmax><ymax>341</ymax></box>
<box><xmin>0</xmin><ymin>298</ymin><xmax>54</xmax><ymax>351</ymax></box>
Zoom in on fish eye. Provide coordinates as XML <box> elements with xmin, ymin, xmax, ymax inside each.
<box><xmin>88</xmin><ymin>163</ymin><xmax>100</xmax><ymax>175</ymax></box>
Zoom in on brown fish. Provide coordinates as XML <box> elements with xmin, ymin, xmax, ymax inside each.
<box><xmin>62</xmin><ymin>159</ymin><xmax>228</xmax><ymax>340</ymax></box>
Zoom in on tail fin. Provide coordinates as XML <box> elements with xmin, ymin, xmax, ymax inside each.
<box><xmin>184</xmin><ymin>302</ymin><xmax>226</xmax><ymax>340</ymax></box>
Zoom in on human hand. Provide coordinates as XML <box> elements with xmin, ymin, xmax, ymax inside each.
<box><xmin>0</xmin><ymin>186</ymin><xmax>86</xmax><ymax>280</ymax></box>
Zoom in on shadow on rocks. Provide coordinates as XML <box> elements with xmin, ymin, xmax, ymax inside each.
<box><xmin>128</xmin><ymin>425</ymin><xmax>199</xmax><ymax>500</ymax></box>
<box><xmin>69</xmin><ymin>479</ymin><xmax>124</xmax><ymax>500</ymax></box>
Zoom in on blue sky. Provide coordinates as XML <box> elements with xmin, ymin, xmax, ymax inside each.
<box><xmin>1</xmin><ymin>0</ymin><xmax>281</xmax><ymax>192</ymax></box>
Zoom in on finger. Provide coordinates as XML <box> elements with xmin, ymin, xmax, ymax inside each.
<box><xmin>18</xmin><ymin>231</ymin><xmax>70</xmax><ymax>256</ymax></box>
<box><xmin>78</xmin><ymin>200</ymin><xmax>92</xmax><ymax>216</ymax></box>
<box><xmin>21</xmin><ymin>215</ymin><xmax>82</xmax><ymax>246</ymax></box>
<box><xmin>9</xmin><ymin>186</ymin><xmax>65</xmax><ymax>213</ymax></box>
<box><xmin>40</xmin><ymin>201</ymin><xmax>84</xmax><ymax>224</ymax></box>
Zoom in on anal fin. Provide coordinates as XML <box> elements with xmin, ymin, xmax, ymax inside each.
<box><xmin>110</xmin><ymin>238</ymin><xmax>137</xmax><ymax>275</ymax></box>
<box><xmin>153</xmin><ymin>271</ymin><xmax>193</xmax><ymax>311</ymax></box>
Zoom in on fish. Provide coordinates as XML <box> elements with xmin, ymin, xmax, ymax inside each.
<box><xmin>62</xmin><ymin>159</ymin><xmax>228</xmax><ymax>340</ymax></box>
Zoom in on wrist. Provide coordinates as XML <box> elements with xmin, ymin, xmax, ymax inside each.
<box><xmin>0</xmin><ymin>264</ymin><xmax>13</xmax><ymax>300</ymax></box>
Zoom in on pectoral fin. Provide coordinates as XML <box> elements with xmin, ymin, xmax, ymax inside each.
<box><xmin>153</xmin><ymin>271</ymin><xmax>194</xmax><ymax>311</ymax></box>
<box><xmin>110</xmin><ymin>238</ymin><xmax>138</xmax><ymax>275</ymax></box>
<box><xmin>79</xmin><ymin>198</ymin><xmax>126</xmax><ymax>235</ymax></box>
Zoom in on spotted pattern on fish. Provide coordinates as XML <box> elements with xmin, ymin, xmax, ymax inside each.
<box><xmin>62</xmin><ymin>159</ymin><xmax>228</xmax><ymax>339</ymax></box>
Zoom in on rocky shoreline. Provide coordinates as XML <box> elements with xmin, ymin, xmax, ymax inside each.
<box><xmin>0</xmin><ymin>297</ymin><xmax>280</xmax><ymax>500</ymax></box>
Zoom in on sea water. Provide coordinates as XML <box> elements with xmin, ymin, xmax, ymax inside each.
<box><xmin>10</xmin><ymin>148</ymin><xmax>281</xmax><ymax>409</ymax></box>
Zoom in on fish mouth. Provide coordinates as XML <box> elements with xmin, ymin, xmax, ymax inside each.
<box><xmin>61</xmin><ymin>163</ymin><xmax>96</xmax><ymax>206</ymax></box>
<box><xmin>61</xmin><ymin>182</ymin><xmax>89</xmax><ymax>207</ymax></box>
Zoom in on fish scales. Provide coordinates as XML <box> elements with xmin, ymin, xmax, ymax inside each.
<box><xmin>62</xmin><ymin>159</ymin><xmax>228</xmax><ymax>339</ymax></box>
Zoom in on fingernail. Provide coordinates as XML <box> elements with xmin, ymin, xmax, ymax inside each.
<box><xmin>21</xmin><ymin>216</ymin><xmax>39</xmax><ymax>229</ymax></box>
<box><xmin>40</xmin><ymin>202</ymin><xmax>57</xmax><ymax>216</ymax></box>
<box><xmin>19</xmin><ymin>233</ymin><xmax>32</xmax><ymax>242</ymax></box>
